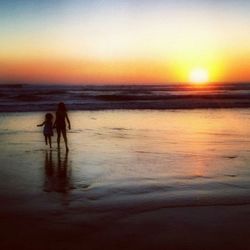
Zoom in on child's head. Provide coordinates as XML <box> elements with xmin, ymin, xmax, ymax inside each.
<box><xmin>57</xmin><ymin>102</ymin><xmax>67</xmax><ymax>112</ymax></box>
<box><xmin>45</xmin><ymin>113</ymin><xmax>53</xmax><ymax>121</ymax></box>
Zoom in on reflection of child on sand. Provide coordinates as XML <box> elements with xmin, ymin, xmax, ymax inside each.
<box><xmin>37</xmin><ymin>113</ymin><xmax>54</xmax><ymax>148</ymax></box>
<box><xmin>44</xmin><ymin>150</ymin><xmax>71</xmax><ymax>193</ymax></box>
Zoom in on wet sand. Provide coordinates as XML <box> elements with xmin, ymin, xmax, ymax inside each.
<box><xmin>0</xmin><ymin>110</ymin><xmax>250</xmax><ymax>249</ymax></box>
<box><xmin>1</xmin><ymin>204</ymin><xmax>250</xmax><ymax>250</ymax></box>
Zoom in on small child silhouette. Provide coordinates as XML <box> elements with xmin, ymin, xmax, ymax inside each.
<box><xmin>37</xmin><ymin>113</ymin><xmax>54</xmax><ymax>148</ymax></box>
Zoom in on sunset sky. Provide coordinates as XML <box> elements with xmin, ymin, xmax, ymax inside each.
<box><xmin>0</xmin><ymin>0</ymin><xmax>250</xmax><ymax>84</ymax></box>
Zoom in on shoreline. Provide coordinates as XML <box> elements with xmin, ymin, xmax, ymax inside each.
<box><xmin>1</xmin><ymin>105</ymin><xmax>250</xmax><ymax>113</ymax></box>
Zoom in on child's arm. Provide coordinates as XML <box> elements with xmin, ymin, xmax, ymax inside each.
<box><xmin>37</xmin><ymin>121</ymin><xmax>45</xmax><ymax>127</ymax></box>
<box><xmin>66</xmin><ymin>113</ymin><xmax>71</xmax><ymax>130</ymax></box>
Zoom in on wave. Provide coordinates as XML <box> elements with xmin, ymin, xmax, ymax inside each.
<box><xmin>1</xmin><ymin>83</ymin><xmax>250</xmax><ymax>112</ymax></box>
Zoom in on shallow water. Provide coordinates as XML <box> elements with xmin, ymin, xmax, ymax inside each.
<box><xmin>0</xmin><ymin>109</ymin><xmax>250</xmax><ymax>214</ymax></box>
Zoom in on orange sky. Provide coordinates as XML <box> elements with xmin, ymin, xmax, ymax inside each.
<box><xmin>0</xmin><ymin>58</ymin><xmax>173</xmax><ymax>84</ymax></box>
<box><xmin>1</xmin><ymin>55</ymin><xmax>249</xmax><ymax>84</ymax></box>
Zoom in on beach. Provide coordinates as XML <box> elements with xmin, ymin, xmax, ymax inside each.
<box><xmin>0</xmin><ymin>109</ymin><xmax>250</xmax><ymax>249</ymax></box>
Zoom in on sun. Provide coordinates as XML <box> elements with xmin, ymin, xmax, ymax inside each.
<box><xmin>189</xmin><ymin>68</ymin><xmax>209</xmax><ymax>84</ymax></box>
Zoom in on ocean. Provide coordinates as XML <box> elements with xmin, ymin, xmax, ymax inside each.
<box><xmin>1</xmin><ymin>83</ymin><xmax>250</xmax><ymax>112</ymax></box>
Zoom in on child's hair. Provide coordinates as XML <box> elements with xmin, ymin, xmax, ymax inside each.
<box><xmin>45</xmin><ymin>113</ymin><xmax>53</xmax><ymax>121</ymax></box>
<box><xmin>57</xmin><ymin>102</ymin><xmax>67</xmax><ymax>112</ymax></box>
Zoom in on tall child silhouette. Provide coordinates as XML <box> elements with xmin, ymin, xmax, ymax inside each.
<box><xmin>53</xmin><ymin>102</ymin><xmax>71</xmax><ymax>151</ymax></box>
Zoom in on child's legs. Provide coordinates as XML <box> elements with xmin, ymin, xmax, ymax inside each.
<box><xmin>57</xmin><ymin>128</ymin><xmax>61</xmax><ymax>147</ymax></box>
<box><xmin>62</xmin><ymin>129</ymin><xmax>68</xmax><ymax>150</ymax></box>
<box><xmin>45</xmin><ymin>135</ymin><xmax>48</xmax><ymax>145</ymax></box>
<box><xmin>48</xmin><ymin>136</ymin><xmax>52</xmax><ymax>148</ymax></box>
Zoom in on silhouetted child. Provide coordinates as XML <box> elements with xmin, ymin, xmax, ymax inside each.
<box><xmin>37</xmin><ymin>113</ymin><xmax>54</xmax><ymax>148</ymax></box>
<box><xmin>53</xmin><ymin>102</ymin><xmax>71</xmax><ymax>151</ymax></box>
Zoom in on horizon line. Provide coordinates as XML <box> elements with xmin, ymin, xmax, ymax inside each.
<box><xmin>1</xmin><ymin>81</ymin><xmax>250</xmax><ymax>86</ymax></box>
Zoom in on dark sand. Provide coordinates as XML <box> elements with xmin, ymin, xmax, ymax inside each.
<box><xmin>1</xmin><ymin>204</ymin><xmax>250</xmax><ymax>250</ymax></box>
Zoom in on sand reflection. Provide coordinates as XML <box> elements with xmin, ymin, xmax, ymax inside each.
<box><xmin>44</xmin><ymin>150</ymin><xmax>72</xmax><ymax>193</ymax></box>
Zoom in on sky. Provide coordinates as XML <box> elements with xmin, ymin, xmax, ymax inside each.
<box><xmin>0</xmin><ymin>0</ymin><xmax>250</xmax><ymax>84</ymax></box>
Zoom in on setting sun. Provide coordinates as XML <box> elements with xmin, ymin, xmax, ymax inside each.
<box><xmin>189</xmin><ymin>68</ymin><xmax>209</xmax><ymax>84</ymax></box>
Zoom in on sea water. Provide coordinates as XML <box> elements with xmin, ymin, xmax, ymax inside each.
<box><xmin>1</xmin><ymin>83</ymin><xmax>250</xmax><ymax>111</ymax></box>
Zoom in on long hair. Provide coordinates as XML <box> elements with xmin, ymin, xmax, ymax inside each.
<box><xmin>57</xmin><ymin>102</ymin><xmax>67</xmax><ymax>113</ymax></box>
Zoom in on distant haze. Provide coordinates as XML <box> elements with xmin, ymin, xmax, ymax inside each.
<box><xmin>0</xmin><ymin>0</ymin><xmax>250</xmax><ymax>84</ymax></box>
